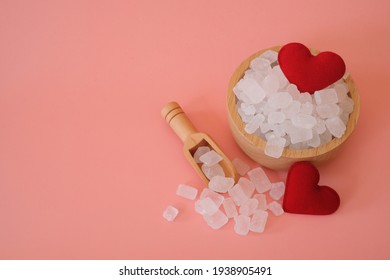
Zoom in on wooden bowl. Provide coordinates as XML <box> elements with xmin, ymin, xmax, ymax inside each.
<box><xmin>227</xmin><ymin>46</ymin><xmax>360</xmax><ymax>170</ymax></box>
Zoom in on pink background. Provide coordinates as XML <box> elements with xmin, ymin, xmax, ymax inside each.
<box><xmin>1</xmin><ymin>0</ymin><xmax>390</xmax><ymax>259</ymax></box>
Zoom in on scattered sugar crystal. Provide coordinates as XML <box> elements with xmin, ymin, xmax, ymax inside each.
<box><xmin>237</xmin><ymin>177</ymin><xmax>255</xmax><ymax>198</ymax></box>
<box><xmin>268</xmin><ymin>201</ymin><xmax>284</xmax><ymax>216</ymax></box>
<box><xmin>234</xmin><ymin>78</ymin><xmax>266</xmax><ymax>104</ymax></box>
<box><xmin>269</xmin><ymin>182</ymin><xmax>285</xmax><ymax>200</ymax></box>
<box><xmin>193</xmin><ymin>146</ymin><xmax>211</xmax><ymax>163</ymax></box>
<box><xmin>325</xmin><ymin>117</ymin><xmax>346</xmax><ymax>138</ymax></box>
<box><xmin>222</xmin><ymin>198</ymin><xmax>238</xmax><ymax>218</ymax></box>
<box><xmin>289</xmin><ymin>126</ymin><xmax>313</xmax><ymax>144</ymax></box>
<box><xmin>253</xmin><ymin>194</ymin><xmax>267</xmax><ymax>210</ymax></box>
<box><xmin>316</xmin><ymin>104</ymin><xmax>340</xmax><ymax>119</ymax></box>
<box><xmin>247</xmin><ymin>167</ymin><xmax>272</xmax><ymax>193</ymax></box>
<box><xmin>195</xmin><ymin>197</ymin><xmax>219</xmax><ymax>215</ymax></box>
<box><xmin>264</xmin><ymin>136</ymin><xmax>286</xmax><ymax>158</ymax></box>
<box><xmin>228</xmin><ymin>184</ymin><xmax>249</xmax><ymax>206</ymax></box>
<box><xmin>208</xmin><ymin>175</ymin><xmax>234</xmax><ymax>193</ymax></box>
<box><xmin>200</xmin><ymin>188</ymin><xmax>224</xmax><ymax>208</ymax></box>
<box><xmin>249</xmin><ymin>210</ymin><xmax>268</xmax><ymax>233</ymax></box>
<box><xmin>291</xmin><ymin>113</ymin><xmax>317</xmax><ymax>129</ymax></box>
<box><xmin>262</xmin><ymin>73</ymin><xmax>280</xmax><ymax>94</ymax></box>
<box><xmin>199</xmin><ymin>150</ymin><xmax>223</xmax><ymax>167</ymax></box>
<box><xmin>268</xmin><ymin>111</ymin><xmax>286</xmax><ymax>124</ymax></box>
<box><xmin>163</xmin><ymin>206</ymin><xmax>179</xmax><ymax>222</ymax></box>
<box><xmin>268</xmin><ymin>92</ymin><xmax>293</xmax><ymax>109</ymax></box>
<box><xmin>203</xmin><ymin>210</ymin><xmax>228</xmax><ymax>230</ymax></box>
<box><xmin>250</xmin><ymin>56</ymin><xmax>271</xmax><ymax>73</ymax></box>
<box><xmin>176</xmin><ymin>184</ymin><xmax>198</xmax><ymax>200</ymax></box>
<box><xmin>239</xmin><ymin>198</ymin><xmax>259</xmax><ymax>216</ymax></box>
<box><xmin>314</xmin><ymin>88</ymin><xmax>338</xmax><ymax>105</ymax></box>
<box><xmin>232</xmin><ymin>158</ymin><xmax>250</xmax><ymax>176</ymax></box>
<box><xmin>244</xmin><ymin>113</ymin><xmax>265</xmax><ymax>134</ymax></box>
<box><xmin>201</xmin><ymin>163</ymin><xmax>225</xmax><ymax>180</ymax></box>
<box><xmin>234</xmin><ymin>215</ymin><xmax>251</xmax><ymax>236</ymax></box>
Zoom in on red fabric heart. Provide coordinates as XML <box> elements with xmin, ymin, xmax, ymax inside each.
<box><xmin>278</xmin><ymin>42</ymin><xmax>346</xmax><ymax>94</ymax></box>
<box><xmin>283</xmin><ymin>162</ymin><xmax>340</xmax><ymax>215</ymax></box>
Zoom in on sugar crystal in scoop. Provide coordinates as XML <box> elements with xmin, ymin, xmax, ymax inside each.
<box><xmin>203</xmin><ymin>210</ymin><xmax>228</xmax><ymax>230</ymax></box>
<box><xmin>208</xmin><ymin>175</ymin><xmax>234</xmax><ymax>193</ymax></box>
<box><xmin>163</xmin><ymin>206</ymin><xmax>179</xmax><ymax>222</ymax></box>
<box><xmin>247</xmin><ymin>167</ymin><xmax>271</xmax><ymax>193</ymax></box>
<box><xmin>201</xmin><ymin>163</ymin><xmax>225</xmax><ymax>180</ymax></box>
<box><xmin>234</xmin><ymin>215</ymin><xmax>251</xmax><ymax>236</ymax></box>
<box><xmin>199</xmin><ymin>150</ymin><xmax>223</xmax><ymax>166</ymax></box>
<box><xmin>193</xmin><ymin>146</ymin><xmax>211</xmax><ymax>163</ymax></box>
<box><xmin>249</xmin><ymin>210</ymin><xmax>268</xmax><ymax>233</ymax></box>
<box><xmin>176</xmin><ymin>184</ymin><xmax>198</xmax><ymax>200</ymax></box>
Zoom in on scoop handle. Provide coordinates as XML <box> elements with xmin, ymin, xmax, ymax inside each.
<box><xmin>161</xmin><ymin>101</ymin><xmax>197</xmax><ymax>143</ymax></box>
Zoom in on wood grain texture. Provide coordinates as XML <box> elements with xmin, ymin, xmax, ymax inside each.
<box><xmin>227</xmin><ymin>47</ymin><xmax>360</xmax><ymax>170</ymax></box>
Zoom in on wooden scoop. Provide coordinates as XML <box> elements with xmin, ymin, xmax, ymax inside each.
<box><xmin>161</xmin><ymin>101</ymin><xmax>238</xmax><ymax>185</ymax></box>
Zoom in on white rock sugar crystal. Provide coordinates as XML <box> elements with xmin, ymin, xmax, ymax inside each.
<box><xmin>234</xmin><ymin>50</ymin><xmax>353</xmax><ymax>158</ymax></box>
<box><xmin>250</xmin><ymin>210</ymin><xmax>268</xmax><ymax>233</ymax></box>
<box><xmin>201</xmin><ymin>163</ymin><xmax>225</xmax><ymax>180</ymax></box>
<box><xmin>193</xmin><ymin>146</ymin><xmax>210</xmax><ymax>163</ymax></box>
<box><xmin>163</xmin><ymin>206</ymin><xmax>179</xmax><ymax>222</ymax></box>
<box><xmin>239</xmin><ymin>198</ymin><xmax>259</xmax><ymax>216</ymax></box>
<box><xmin>247</xmin><ymin>167</ymin><xmax>272</xmax><ymax>193</ymax></box>
<box><xmin>203</xmin><ymin>210</ymin><xmax>228</xmax><ymax>230</ymax></box>
<box><xmin>232</xmin><ymin>158</ymin><xmax>250</xmax><ymax>176</ymax></box>
<box><xmin>269</xmin><ymin>182</ymin><xmax>285</xmax><ymax>200</ymax></box>
<box><xmin>264</xmin><ymin>136</ymin><xmax>286</xmax><ymax>158</ymax></box>
<box><xmin>234</xmin><ymin>215</ymin><xmax>251</xmax><ymax>236</ymax></box>
<box><xmin>176</xmin><ymin>184</ymin><xmax>198</xmax><ymax>200</ymax></box>
<box><xmin>195</xmin><ymin>197</ymin><xmax>219</xmax><ymax>215</ymax></box>
<box><xmin>208</xmin><ymin>175</ymin><xmax>234</xmax><ymax>193</ymax></box>
<box><xmin>199</xmin><ymin>188</ymin><xmax>224</xmax><ymax>208</ymax></box>
<box><xmin>199</xmin><ymin>150</ymin><xmax>223</xmax><ymax>167</ymax></box>
<box><xmin>268</xmin><ymin>201</ymin><xmax>284</xmax><ymax>216</ymax></box>
<box><xmin>222</xmin><ymin>197</ymin><xmax>238</xmax><ymax>218</ymax></box>
<box><xmin>228</xmin><ymin>184</ymin><xmax>249</xmax><ymax>206</ymax></box>
<box><xmin>237</xmin><ymin>177</ymin><xmax>255</xmax><ymax>198</ymax></box>
<box><xmin>253</xmin><ymin>194</ymin><xmax>267</xmax><ymax>211</ymax></box>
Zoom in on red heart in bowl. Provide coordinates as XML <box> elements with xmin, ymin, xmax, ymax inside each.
<box><xmin>283</xmin><ymin>161</ymin><xmax>340</xmax><ymax>215</ymax></box>
<box><xmin>278</xmin><ymin>42</ymin><xmax>346</xmax><ymax>94</ymax></box>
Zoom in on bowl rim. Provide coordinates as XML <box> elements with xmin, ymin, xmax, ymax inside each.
<box><xmin>227</xmin><ymin>46</ymin><xmax>360</xmax><ymax>160</ymax></box>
